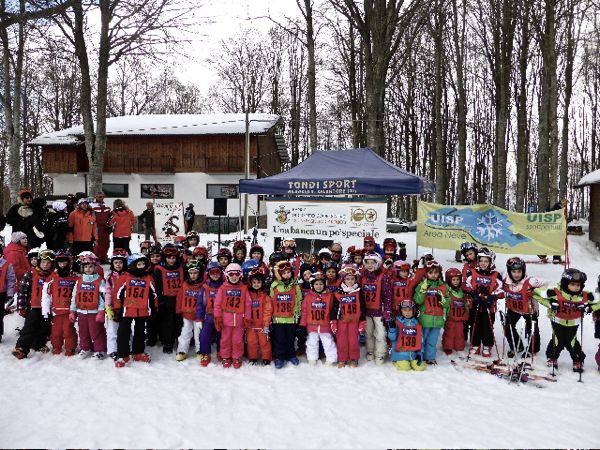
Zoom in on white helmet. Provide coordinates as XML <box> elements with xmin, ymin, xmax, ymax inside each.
<box><xmin>363</xmin><ymin>252</ymin><xmax>382</xmax><ymax>269</ymax></box>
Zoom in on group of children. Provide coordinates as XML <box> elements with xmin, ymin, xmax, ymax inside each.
<box><xmin>3</xmin><ymin>232</ymin><xmax>600</xmax><ymax>373</ymax></box>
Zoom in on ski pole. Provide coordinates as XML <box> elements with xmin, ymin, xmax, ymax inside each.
<box><xmin>550</xmin><ymin>320</ymin><xmax>557</xmax><ymax>378</ymax></box>
<box><xmin>466</xmin><ymin>303</ymin><xmax>480</xmax><ymax>362</ymax></box>
<box><xmin>515</xmin><ymin>321</ymin><xmax>535</xmax><ymax>384</ymax></box>
<box><xmin>578</xmin><ymin>309</ymin><xmax>584</xmax><ymax>383</ymax></box>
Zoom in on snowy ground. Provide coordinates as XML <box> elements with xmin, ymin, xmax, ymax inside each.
<box><xmin>1</xmin><ymin>231</ymin><xmax>599</xmax><ymax>448</ymax></box>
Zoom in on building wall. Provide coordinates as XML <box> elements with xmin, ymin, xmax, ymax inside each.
<box><xmin>591</xmin><ymin>185</ymin><xmax>600</xmax><ymax>245</ymax></box>
<box><xmin>49</xmin><ymin>172</ymin><xmax>259</xmax><ymax>218</ymax></box>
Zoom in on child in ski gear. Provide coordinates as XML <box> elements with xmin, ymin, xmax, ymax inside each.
<box><xmin>502</xmin><ymin>257</ymin><xmax>545</xmax><ymax>357</ymax></box>
<box><xmin>300</xmin><ymin>273</ymin><xmax>337</xmax><ymax>366</ymax></box>
<box><xmin>139</xmin><ymin>240</ymin><xmax>152</xmax><ymax>255</ymax></box>
<box><xmin>232</xmin><ymin>240</ymin><xmax>247</xmax><ymax>266</ymax></box>
<box><xmin>442</xmin><ymin>268</ymin><xmax>471</xmax><ymax>355</ymax></box>
<box><xmin>270</xmin><ymin>260</ymin><xmax>303</xmax><ymax>369</ymax></box>
<box><xmin>388</xmin><ymin>299</ymin><xmax>426</xmax><ymax>371</ymax></box>
<box><xmin>324</xmin><ymin>262</ymin><xmax>340</xmax><ymax>293</ymax></box>
<box><xmin>153</xmin><ymin>243</ymin><xmax>184</xmax><ymax>353</ymax></box>
<box><xmin>595</xmin><ymin>275</ymin><xmax>600</xmax><ymax>370</ymax></box>
<box><xmin>245</xmin><ymin>270</ymin><xmax>273</xmax><ymax>365</ymax></box>
<box><xmin>41</xmin><ymin>250</ymin><xmax>78</xmax><ymax>355</ymax></box>
<box><xmin>175</xmin><ymin>262</ymin><xmax>204</xmax><ymax>361</ymax></box>
<box><xmin>459</xmin><ymin>242</ymin><xmax>479</xmax><ymax>343</ymax></box>
<box><xmin>332</xmin><ymin>265</ymin><xmax>366</xmax><ymax>367</ymax></box>
<box><xmin>0</xmin><ymin>243</ymin><xmax>16</xmax><ymax>343</ymax></box>
<box><xmin>104</xmin><ymin>249</ymin><xmax>129</xmax><ymax>359</ymax></box>
<box><xmin>214</xmin><ymin>263</ymin><xmax>250</xmax><ymax>369</ymax></box>
<box><xmin>390</xmin><ymin>261</ymin><xmax>414</xmax><ymax>316</ymax></box>
<box><xmin>411</xmin><ymin>252</ymin><xmax>435</xmax><ymax>286</ymax></box>
<box><xmin>70</xmin><ymin>254</ymin><xmax>107</xmax><ymax>359</ymax></box>
<box><xmin>216</xmin><ymin>248</ymin><xmax>232</xmax><ymax>269</ymax></box>
<box><xmin>317</xmin><ymin>248</ymin><xmax>333</xmax><ymax>272</ymax></box>
<box><xmin>4</xmin><ymin>231</ymin><xmax>29</xmax><ymax>284</ymax></box>
<box><xmin>360</xmin><ymin>252</ymin><xmax>392</xmax><ymax>365</ymax></box>
<box><xmin>27</xmin><ymin>248</ymin><xmax>40</xmax><ymax>269</ymax></box>
<box><xmin>185</xmin><ymin>231</ymin><xmax>199</xmax><ymax>249</ymax></box>
<box><xmin>196</xmin><ymin>262</ymin><xmax>224</xmax><ymax>366</ymax></box>
<box><xmin>148</xmin><ymin>245</ymin><xmax>162</xmax><ymax>269</ymax></box>
<box><xmin>464</xmin><ymin>248</ymin><xmax>503</xmax><ymax>358</ymax></box>
<box><xmin>114</xmin><ymin>254</ymin><xmax>158</xmax><ymax>367</ymax></box>
<box><xmin>281</xmin><ymin>238</ymin><xmax>301</xmax><ymax>277</ymax></box>
<box><xmin>12</xmin><ymin>250</ymin><xmax>55</xmax><ymax>359</ymax></box>
<box><xmin>250</xmin><ymin>244</ymin><xmax>265</xmax><ymax>263</ymax></box>
<box><xmin>534</xmin><ymin>268</ymin><xmax>599</xmax><ymax>372</ymax></box>
<box><xmin>413</xmin><ymin>260</ymin><xmax>449</xmax><ymax>364</ymax></box>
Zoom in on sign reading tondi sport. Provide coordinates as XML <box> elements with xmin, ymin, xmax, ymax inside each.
<box><xmin>417</xmin><ymin>201</ymin><xmax>567</xmax><ymax>255</ymax></box>
<box><xmin>266</xmin><ymin>199</ymin><xmax>387</xmax><ymax>241</ymax></box>
<box><xmin>285</xmin><ymin>179</ymin><xmax>359</xmax><ymax>195</ymax></box>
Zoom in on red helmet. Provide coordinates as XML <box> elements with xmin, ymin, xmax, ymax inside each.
<box><xmin>445</xmin><ymin>268</ymin><xmax>462</xmax><ymax>285</ymax></box>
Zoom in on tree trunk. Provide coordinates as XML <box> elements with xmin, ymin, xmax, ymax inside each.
<box><xmin>515</xmin><ymin>0</ymin><xmax>530</xmax><ymax>212</ymax></box>
<box><xmin>433</xmin><ymin>0</ymin><xmax>446</xmax><ymax>203</ymax></box>
<box><xmin>560</xmin><ymin>0</ymin><xmax>575</xmax><ymax>201</ymax></box>
<box><xmin>303</xmin><ymin>0</ymin><xmax>318</xmax><ymax>152</ymax></box>
<box><xmin>451</xmin><ymin>0</ymin><xmax>467</xmax><ymax>204</ymax></box>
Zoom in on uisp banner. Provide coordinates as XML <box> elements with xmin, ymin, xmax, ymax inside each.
<box><xmin>155</xmin><ymin>201</ymin><xmax>185</xmax><ymax>245</ymax></box>
<box><xmin>417</xmin><ymin>201</ymin><xmax>566</xmax><ymax>255</ymax></box>
<box><xmin>266</xmin><ymin>199</ymin><xmax>387</xmax><ymax>241</ymax></box>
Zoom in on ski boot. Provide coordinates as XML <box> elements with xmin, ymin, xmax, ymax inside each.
<box><xmin>375</xmin><ymin>357</ymin><xmax>385</xmax><ymax>366</ymax></box>
<box><xmin>546</xmin><ymin>358</ymin><xmax>558</xmax><ymax>369</ymax></box>
<box><xmin>109</xmin><ymin>352</ymin><xmax>118</xmax><ymax>361</ymax></box>
<box><xmin>195</xmin><ymin>352</ymin><xmax>202</xmax><ymax>360</ymax></box>
<box><xmin>232</xmin><ymin>358</ymin><xmax>242</xmax><ymax>369</ymax></box>
<box><xmin>262</xmin><ymin>360</ymin><xmax>271</xmax><ymax>366</ymax></box>
<box><xmin>200</xmin><ymin>354</ymin><xmax>211</xmax><ymax>367</ymax></box>
<box><xmin>573</xmin><ymin>361</ymin><xmax>584</xmax><ymax>373</ymax></box>
<box><xmin>248</xmin><ymin>359</ymin><xmax>258</xmax><ymax>365</ymax></box>
<box><xmin>37</xmin><ymin>345</ymin><xmax>50</xmax><ymax>354</ymax></box>
<box><xmin>425</xmin><ymin>359</ymin><xmax>438</xmax><ymax>366</ymax></box>
<box><xmin>481</xmin><ymin>347</ymin><xmax>492</xmax><ymax>358</ymax></box>
<box><xmin>366</xmin><ymin>352</ymin><xmax>375</xmax><ymax>361</ymax></box>
<box><xmin>222</xmin><ymin>358</ymin><xmax>232</xmax><ymax>368</ymax></box>
<box><xmin>132</xmin><ymin>353</ymin><xmax>151</xmax><ymax>363</ymax></box>
<box><xmin>115</xmin><ymin>357</ymin><xmax>130</xmax><ymax>368</ymax></box>
<box><xmin>288</xmin><ymin>357</ymin><xmax>300</xmax><ymax>366</ymax></box>
<box><xmin>274</xmin><ymin>359</ymin><xmax>285</xmax><ymax>369</ymax></box>
<box><xmin>308</xmin><ymin>360</ymin><xmax>317</xmax><ymax>366</ymax></box>
<box><xmin>78</xmin><ymin>350</ymin><xmax>92</xmax><ymax>359</ymax></box>
<box><xmin>12</xmin><ymin>348</ymin><xmax>26</xmax><ymax>360</ymax></box>
<box><xmin>65</xmin><ymin>349</ymin><xmax>76</xmax><ymax>357</ymax></box>
<box><xmin>162</xmin><ymin>346</ymin><xmax>173</xmax><ymax>354</ymax></box>
<box><xmin>443</xmin><ymin>349</ymin><xmax>452</xmax><ymax>356</ymax></box>
<box><xmin>553</xmin><ymin>256</ymin><xmax>562</xmax><ymax>264</ymax></box>
<box><xmin>94</xmin><ymin>352</ymin><xmax>106</xmax><ymax>360</ymax></box>
<box><xmin>470</xmin><ymin>346</ymin><xmax>481</xmax><ymax>356</ymax></box>
<box><xmin>348</xmin><ymin>360</ymin><xmax>359</xmax><ymax>368</ymax></box>
<box><xmin>176</xmin><ymin>352</ymin><xmax>187</xmax><ymax>362</ymax></box>
<box><xmin>337</xmin><ymin>361</ymin><xmax>347</xmax><ymax>368</ymax></box>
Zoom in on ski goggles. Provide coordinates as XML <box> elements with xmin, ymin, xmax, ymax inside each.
<box><xmin>425</xmin><ymin>260</ymin><xmax>441</xmax><ymax>270</ymax></box>
<box><xmin>39</xmin><ymin>250</ymin><xmax>55</xmax><ymax>261</ymax></box>
<box><xmin>225</xmin><ymin>270</ymin><xmax>242</xmax><ymax>277</ymax></box>
<box><xmin>282</xmin><ymin>239</ymin><xmax>296</xmax><ymax>248</ymax></box>
<box><xmin>162</xmin><ymin>247</ymin><xmax>179</xmax><ymax>257</ymax></box>
<box><xmin>399</xmin><ymin>300</ymin><xmax>416</xmax><ymax>309</ymax></box>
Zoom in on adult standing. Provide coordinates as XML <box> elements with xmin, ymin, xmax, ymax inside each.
<box><xmin>330</xmin><ymin>242</ymin><xmax>343</xmax><ymax>264</ymax></box>
<box><xmin>109</xmin><ymin>199</ymin><xmax>136</xmax><ymax>254</ymax></box>
<box><xmin>5</xmin><ymin>189</ymin><xmax>47</xmax><ymax>248</ymax></box>
<box><xmin>184</xmin><ymin>203</ymin><xmax>195</xmax><ymax>233</ymax></box>
<box><xmin>139</xmin><ymin>202</ymin><xmax>157</xmax><ymax>242</ymax></box>
<box><xmin>4</xmin><ymin>231</ymin><xmax>29</xmax><ymax>284</ymax></box>
<box><xmin>91</xmin><ymin>193</ymin><xmax>112</xmax><ymax>262</ymax></box>
<box><xmin>45</xmin><ymin>201</ymin><xmax>70</xmax><ymax>251</ymax></box>
<box><xmin>68</xmin><ymin>198</ymin><xmax>97</xmax><ymax>255</ymax></box>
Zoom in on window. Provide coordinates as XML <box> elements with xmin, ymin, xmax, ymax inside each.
<box><xmin>102</xmin><ymin>183</ymin><xmax>129</xmax><ymax>198</ymax></box>
<box><xmin>206</xmin><ymin>184</ymin><xmax>239</xmax><ymax>199</ymax></box>
<box><xmin>141</xmin><ymin>184</ymin><xmax>174</xmax><ymax>199</ymax></box>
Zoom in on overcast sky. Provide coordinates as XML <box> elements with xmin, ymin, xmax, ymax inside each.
<box><xmin>176</xmin><ymin>0</ymin><xmax>300</xmax><ymax>93</ymax></box>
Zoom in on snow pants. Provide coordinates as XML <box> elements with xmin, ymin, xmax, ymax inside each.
<box><xmin>159</xmin><ymin>297</ymin><xmax>181</xmax><ymax>351</ymax></box>
<box><xmin>365</xmin><ymin>316</ymin><xmax>387</xmax><ymax>360</ymax></box>
<box><xmin>295</xmin><ymin>324</ymin><xmax>307</xmax><ymax>354</ymax></box>
<box><xmin>307</xmin><ymin>331</ymin><xmax>337</xmax><ymax>363</ymax></box>
<box><xmin>106</xmin><ymin>318</ymin><xmax>118</xmax><ymax>355</ymax></box>
<box><xmin>595</xmin><ymin>344</ymin><xmax>600</xmax><ymax>369</ymax></box>
<box><xmin>16</xmin><ymin>308</ymin><xmax>49</xmax><ymax>355</ymax></box>
<box><xmin>272</xmin><ymin>323</ymin><xmax>296</xmax><ymax>361</ymax></box>
<box><xmin>50</xmin><ymin>314</ymin><xmax>77</xmax><ymax>354</ymax></box>
<box><xmin>0</xmin><ymin>293</ymin><xmax>5</xmax><ymax>338</ymax></box>
<box><xmin>336</xmin><ymin>321</ymin><xmax>360</xmax><ymax>362</ymax></box>
<box><xmin>546</xmin><ymin>322</ymin><xmax>585</xmax><ymax>363</ymax></box>
<box><xmin>199</xmin><ymin>314</ymin><xmax>220</xmax><ymax>355</ymax></box>
<box><xmin>442</xmin><ymin>320</ymin><xmax>466</xmax><ymax>351</ymax></box>
<box><xmin>77</xmin><ymin>313</ymin><xmax>107</xmax><ymax>353</ymax></box>
<box><xmin>117</xmin><ymin>316</ymin><xmax>147</xmax><ymax>358</ymax></box>
<box><xmin>178</xmin><ymin>318</ymin><xmax>202</xmax><ymax>354</ymax></box>
<box><xmin>219</xmin><ymin>325</ymin><xmax>244</xmax><ymax>359</ymax></box>
<box><xmin>471</xmin><ymin>305</ymin><xmax>495</xmax><ymax>347</ymax></box>
<box><xmin>422</xmin><ymin>327</ymin><xmax>441</xmax><ymax>361</ymax></box>
<box><xmin>503</xmin><ymin>310</ymin><xmax>540</xmax><ymax>354</ymax></box>
<box><xmin>94</xmin><ymin>229</ymin><xmax>110</xmax><ymax>262</ymax></box>
<box><xmin>113</xmin><ymin>237</ymin><xmax>131</xmax><ymax>255</ymax></box>
<box><xmin>246</xmin><ymin>328</ymin><xmax>271</xmax><ymax>361</ymax></box>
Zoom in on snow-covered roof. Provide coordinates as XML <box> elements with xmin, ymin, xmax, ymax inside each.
<box><xmin>29</xmin><ymin>113</ymin><xmax>282</xmax><ymax>146</ymax></box>
<box><xmin>577</xmin><ymin>168</ymin><xmax>600</xmax><ymax>187</ymax></box>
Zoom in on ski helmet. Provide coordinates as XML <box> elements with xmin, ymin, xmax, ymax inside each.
<box><xmin>205</xmin><ymin>261</ymin><xmax>223</xmax><ymax>279</ymax></box>
<box><xmin>242</xmin><ymin>259</ymin><xmax>260</xmax><ymax>278</ymax></box>
<box><xmin>249</xmin><ymin>244</ymin><xmax>265</xmax><ymax>260</ymax></box>
<box><xmin>339</xmin><ymin>264</ymin><xmax>359</xmax><ymax>281</ymax></box>
<box><xmin>398</xmin><ymin>299</ymin><xmax>418</xmax><ymax>317</ymax></box>
<box><xmin>186</xmin><ymin>261</ymin><xmax>202</xmax><ymax>274</ymax></box>
<box><xmin>217</xmin><ymin>248</ymin><xmax>233</xmax><ymax>262</ymax></box>
<box><xmin>383</xmin><ymin>237</ymin><xmax>397</xmax><ymax>254</ymax></box>
<box><xmin>477</xmin><ymin>247</ymin><xmax>496</xmax><ymax>264</ymax></box>
<box><xmin>363</xmin><ymin>252</ymin><xmax>383</xmax><ymax>270</ymax></box>
<box><xmin>162</xmin><ymin>243</ymin><xmax>179</xmax><ymax>257</ymax></box>
<box><xmin>27</xmin><ymin>248</ymin><xmax>40</xmax><ymax>260</ymax></box>
<box><xmin>424</xmin><ymin>259</ymin><xmax>442</xmax><ymax>273</ymax></box>
<box><xmin>445</xmin><ymin>267</ymin><xmax>462</xmax><ymax>286</ymax></box>
<box><xmin>127</xmin><ymin>253</ymin><xmax>148</xmax><ymax>270</ymax></box>
<box><xmin>139</xmin><ymin>240</ymin><xmax>152</xmax><ymax>252</ymax></box>
<box><xmin>273</xmin><ymin>260</ymin><xmax>293</xmax><ymax>280</ymax></box>
<box><xmin>506</xmin><ymin>257</ymin><xmax>526</xmax><ymax>282</ymax></box>
<box><xmin>249</xmin><ymin>264</ymin><xmax>269</xmax><ymax>280</ymax></box>
<box><xmin>224</xmin><ymin>263</ymin><xmax>243</xmax><ymax>281</ymax></box>
<box><xmin>317</xmin><ymin>248</ymin><xmax>332</xmax><ymax>260</ymax></box>
<box><xmin>322</xmin><ymin>261</ymin><xmax>339</xmax><ymax>274</ymax></box>
<box><xmin>560</xmin><ymin>268</ymin><xmax>587</xmax><ymax>294</ymax></box>
<box><xmin>38</xmin><ymin>249</ymin><xmax>55</xmax><ymax>262</ymax></box>
<box><xmin>460</xmin><ymin>242</ymin><xmax>479</xmax><ymax>257</ymax></box>
<box><xmin>78</xmin><ymin>253</ymin><xmax>98</xmax><ymax>266</ymax></box>
<box><xmin>55</xmin><ymin>249</ymin><xmax>72</xmax><ymax>263</ymax></box>
<box><xmin>392</xmin><ymin>260</ymin><xmax>411</xmax><ymax>278</ymax></box>
<box><xmin>268</xmin><ymin>251</ymin><xmax>287</xmax><ymax>267</ymax></box>
<box><xmin>232</xmin><ymin>240</ymin><xmax>247</xmax><ymax>258</ymax></box>
<box><xmin>186</xmin><ymin>230</ymin><xmax>199</xmax><ymax>239</ymax></box>
<box><xmin>281</xmin><ymin>238</ymin><xmax>296</xmax><ymax>249</ymax></box>
<box><xmin>193</xmin><ymin>246</ymin><xmax>208</xmax><ymax>261</ymax></box>
<box><xmin>309</xmin><ymin>271</ymin><xmax>326</xmax><ymax>287</ymax></box>
<box><xmin>148</xmin><ymin>244</ymin><xmax>162</xmax><ymax>256</ymax></box>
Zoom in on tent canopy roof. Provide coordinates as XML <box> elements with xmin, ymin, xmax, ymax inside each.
<box><xmin>239</xmin><ymin>148</ymin><xmax>435</xmax><ymax>196</ymax></box>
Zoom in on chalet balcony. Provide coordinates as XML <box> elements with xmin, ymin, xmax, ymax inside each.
<box><xmin>106</xmin><ymin>155</ymin><xmax>176</xmax><ymax>173</ymax></box>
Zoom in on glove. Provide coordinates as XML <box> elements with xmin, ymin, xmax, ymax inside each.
<box><xmin>105</xmin><ymin>305</ymin><xmax>115</xmax><ymax>321</ymax></box>
<box><xmin>358</xmin><ymin>320</ymin><xmax>366</xmax><ymax>333</ymax></box>
<box><xmin>114</xmin><ymin>309</ymin><xmax>123</xmax><ymax>322</ymax></box>
<box><xmin>18</xmin><ymin>309</ymin><xmax>27</xmax><ymax>318</ymax></box>
<box><xmin>215</xmin><ymin>316</ymin><xmax>223</xmax><ymax>331</ymax></box>
<box><xmin>485</xmin><ymin>294</ymin><xmax>497</xmax><ymax>307</ymax></box>
<box><xmin>95</xmin><ymin>310</ymin><xmax>105</xmax><ymax>323</ymax></box>
<box><xmin>388</xmin><ymin>319</ymin><xmax>396</xmax><ymax>329</ymax></box>
<box><xmin>593</xmin><ymin>310</ymin><xmax>600</xmax><ymax>321</ymax></box>
<box><xmin>382</xmin><ymin>310</ymin><xmax>391</xmax><ymax>322</ymax></box>
<box><xmin>69</xmin><ymin>311</ymin><xmax>76</xmax><ymax>323</ymax></box>
<box><xmin>576</xmin><ymin>303</ymin><xmax>589</xmax><ymax>313</ymax></box>
<box><xmin>330</xmin><ymin>320</ymin><xmax>338</xmax><ymax>334</ymax></box>
<box><xmin>550</xmin><ymin>301</ymin><xmax>559</xmax><ymax>312</ymax></box>
<box><xmin>262</xmin><ymin>326</ymin><xmax>270</xmax><ymax>335</ymax></box>
<box><xmin>419</xmin><ymin>282</ymin><xmax>428</xmax><ymax>293</ymax></box>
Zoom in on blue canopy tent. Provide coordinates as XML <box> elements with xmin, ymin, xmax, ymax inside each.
<box><xmin>239</xmin><ymin>148</ymin><xmax>436</xmax><ymax>195</ymax></box>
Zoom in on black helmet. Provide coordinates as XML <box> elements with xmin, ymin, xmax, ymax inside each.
<box><xmin>148</xmin><ymin>244</ymin><xmax>162</xmax><ymax>256</ymax></box>
<box><xmin>477</xmin><ymin>247</ymin><xmax>496</xmax><ymax>264</ymax></box>
<box><xmin>460</xmin><ymin>242</ymin><xmax>478</xmax><ymax>256</ymax></box>
<box><xmin>269</xmin><ymin>251</ymin><xmax>287</xmax><ymax>267</ymax></box>
<box><xmin>560</xmin><ymin>268</ymin><xmax>587</xmax><ymax>294</ymax></box>
<box><xmin>506</xmin><ymin>257</ymin><xmax>526</xmax><ymax>282</ymax></box>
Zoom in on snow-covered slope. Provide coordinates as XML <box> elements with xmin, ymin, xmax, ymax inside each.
<box><xmin>1</xmin><ymin>232</ymin><xmax>599</xmax><ymax>448</ymax></box>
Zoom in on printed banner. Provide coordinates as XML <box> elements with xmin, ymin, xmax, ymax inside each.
<box><xmin>155</xmin><ymin>201</ymin><xmax>185</xmax><ymax>245</ymax></box>
<box><xmin>266</xmin><ymin>199</ymin><xmax>387</xmax><ymax>242</ymax></box>
<box><xmin>417</xmin><ymin>201</ymin><xmax>566</xmax><ymax>255</ymax></box>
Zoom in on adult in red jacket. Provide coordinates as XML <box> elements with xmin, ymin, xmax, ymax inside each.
<box><xmin>4</xmin><ymin>232</ymin><xmax>30</xmax><ymax>284</ymax></box>
<box><xmin>109</xmin><ymin>199</ymin><xmax>136</xmax><ymax>254</ymax></box>
<box><xmin>68</xmin><ymin>199</ymin><xmax>97</xmax><ymax>256</ymax></box>
<box><xmin>91</xmin><ymin>193</ymin><xmax>112</xmax><ymax>262</ymax></box>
